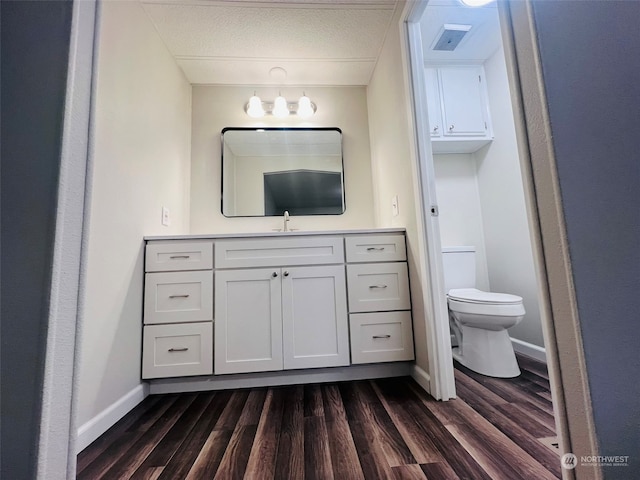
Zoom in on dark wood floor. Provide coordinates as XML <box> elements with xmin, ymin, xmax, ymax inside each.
<box><xmin>77</xmin><ymin>354</ymin><xmax>560</xmax><ymax>479</ymax></box>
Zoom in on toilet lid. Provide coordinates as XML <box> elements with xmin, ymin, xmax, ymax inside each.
<box><xmin>447</xmin><ymin>288</ymin><xmax>523</xmax><ymax>305</ymax></box>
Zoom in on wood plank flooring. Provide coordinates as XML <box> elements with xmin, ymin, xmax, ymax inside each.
<box><xmin>77</xmin><ymin>354</ymin><xmax>560</xmax><ymax>479</ymax></box>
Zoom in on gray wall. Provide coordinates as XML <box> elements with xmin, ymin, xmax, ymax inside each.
<box><xmin>532</xmin><ymin>1</ymin><xmax>640</xmax><ymax>477</ymax></box>
<box><xmin>0</xmin><ymin>1</ymin><xmax>73</xmax><ymax>478</ymax></box>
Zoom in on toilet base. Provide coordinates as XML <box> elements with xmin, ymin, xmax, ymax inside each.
<box><xmin>452</xmin><ymin>327</ymin><xmax>521</xmax><ymax>378</ymax></box>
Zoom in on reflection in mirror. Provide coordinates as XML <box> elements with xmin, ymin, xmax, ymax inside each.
<box><xmin>222</xmin><ymin>128</ymin><xmax>345</xmax><ymax>217</ymax></box>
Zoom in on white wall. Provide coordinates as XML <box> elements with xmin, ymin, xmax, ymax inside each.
<box><xmin>77</xmin><ymin>0</ymin><xmax>192</xmax><ymax>429</ymax></box>
<box><xmin>190</xmin><ymin>86</ymin><xmax>375</xmax><ymax>232</ymax></box>
<box><xmin>475</xmin><ymin>46</ymin><xmax>543</xmax><ymax>347</ymax></box>
<box><xmin>433</xmin><ymin>154</ymin><xmax>490</xmax><ymax>291</ymax></box>
<box><xmin>367</xmin><ymin>2</ymin><xmax>432</xmax><ymax>375</ymax></box>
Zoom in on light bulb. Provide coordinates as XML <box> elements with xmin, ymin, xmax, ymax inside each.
<box><xmin>459</xmin><ymin>0</ymin><xmax>494</xmax><ymax>6</ymax></box>
<box><xmin>273</xmin><ymin>95</ymin><xmax>289</xmax><ymax>118</ymax></box>
<box><xmin>246</xmin><ymin>95</ymin><xmax>264</xmax><ymax>118</ymax></box>
<box><xmin>297</xmin><ymin>94</ymin><xmax>315</xmax><ymax>118</ymax></box>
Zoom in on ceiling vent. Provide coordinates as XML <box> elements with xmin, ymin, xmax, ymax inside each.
<box><xmin>432</xmin><ymin>24</ymin><xmax>472</xmax><ymax>51</ymax></box>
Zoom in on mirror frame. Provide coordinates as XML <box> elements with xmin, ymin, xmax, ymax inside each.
<box><xmin>220</xmin><ymin>127</ymin><xmax>345</xmax><ymax>217</ymax></box>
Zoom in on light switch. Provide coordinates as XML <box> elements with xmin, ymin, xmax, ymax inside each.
<box><xmin>161</xmin><ymin>206</ymin><xmax>171</xmax><ymax>226</ymax></box>
<box><xmin>392</xmin><ymin>195</ymin><xmax>399</xmax><ymax>217</ymax></box>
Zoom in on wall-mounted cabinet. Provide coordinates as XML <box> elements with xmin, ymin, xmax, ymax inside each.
<box><xmin>425</xmin><ymin>65</ymin><xmax>493</xmax><ymax>154</ymax></box>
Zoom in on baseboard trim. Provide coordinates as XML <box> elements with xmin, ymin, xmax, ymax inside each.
<box><xmin>76</xmin><ymin>383</ymin><xmax>149</xmax><ymax>453</ymax></box>
<box><xmin>149</xmin><ymin>363</ymin><xmax>414</xmax><ymax>395</ymax></box>
<box><xmin>410</xmin><ymin>365</ymin><xmax>431</xmax><ymax>396</ymax></box>
<box><xmin>511</xmin><ymin>337</ymin><xmax>547</xmax><ymax>363</ymax></box>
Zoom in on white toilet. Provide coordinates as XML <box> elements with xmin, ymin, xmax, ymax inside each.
<box><xmin>442</xmin><ymin>246</ymin><xmax>525</xmax><ymax>378</ymax></box>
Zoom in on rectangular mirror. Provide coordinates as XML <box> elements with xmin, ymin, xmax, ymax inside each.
<box><xmin>222</xmin><ymin>127</ymin><xmax>345</xmax><ymax>217</ymax></box>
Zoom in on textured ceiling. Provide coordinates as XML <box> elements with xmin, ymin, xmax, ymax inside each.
<box><xmin>140</xmin><ymin>0</ymin><xmax>398</xmax><ymax>86</ymax></box>
<box><xmin>138</xmin><ymin>0</ymin><xmax>501</xmax><ymax>86</ymax></box>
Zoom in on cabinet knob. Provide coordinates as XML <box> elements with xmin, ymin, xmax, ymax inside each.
<box><xmin>283</xmin><ymin>271</ymin><xmax>289</xmax><ymax>277</ymax></box>
<box><xmin>272</xmin><ymin>272</ymin><xmax>278</xmax><ymax>278</ymax></box>
<box><xmin>433</xmin><ymin>125</ymin><xmax>439</xmax><ymax>133</ymax></box>
<box><xmin>449</xmin><ymin>125</ymin><xmax>455</xmax><ymax>131</ymax></box>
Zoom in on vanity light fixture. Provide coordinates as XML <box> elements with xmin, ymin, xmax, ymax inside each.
<box><xmin>244</xmin><ymin>93</ymin><xmax>317</xmax><ymax>118</ymax></box>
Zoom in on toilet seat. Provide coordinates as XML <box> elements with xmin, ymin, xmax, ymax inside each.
<box><xmin>448</xmin><ymin>288</ymin><xmax>522</xmax><ymax>305</ymax></box>
<box><xmin>447</xmin><ymin>288</ymin><xmax>525</xmax><ymax>317</ymax></box>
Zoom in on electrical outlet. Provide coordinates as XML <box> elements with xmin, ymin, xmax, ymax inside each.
<box><xmin>391</xmin><ymin>195</ymin><xmax>399</xmax><ymax>217</ymax></box>
<box><xmin>161</xmin><ymin>206</ymin><xmax>171</xmax><ymax>226</ymax></box>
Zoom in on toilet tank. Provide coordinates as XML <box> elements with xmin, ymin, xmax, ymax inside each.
<box><xmin>442</xmin><ymin>246</ymin><xmax>476</xmax><ymax>293</ymax></box>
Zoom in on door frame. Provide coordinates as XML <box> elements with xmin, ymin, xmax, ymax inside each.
<box><xmin>36</xmin><ymin>0</ymin><xmax>97</xmax><ymax>478</ymax></box>
<box><xmin>403</xmin><ymin>0</ymin><xmax>456</xmax><ymax>401</ymax></box>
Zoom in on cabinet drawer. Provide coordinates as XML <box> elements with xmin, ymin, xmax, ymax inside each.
<box><xmin>347</xmin><ymin>263</ymin><xmax>410</xmax><ymax>313</ymax></box>
<box><xmin>345</xmin><ymin>235</ymin><xmax>406</xmax><ymax>263</ymax></box>
<box><xmin>144</xmin><ymin>271</ymin><xmax>213</xmax><ymax>324</ymax></box>
<box><xmin>142</xmin><ymin>322</ymin><xmax>213</xmax><ymax>379</ymax></box>
<box><xmin>215</xmin><ymin>236</ymin><xmax>344</xmax><ymax>268</ymax></box>
<box><xmin>349</xmin><ymin>312</ymin><xmax>414</xmax><ymax>364</ymax></box>
<box><xmin>146</xmin><ymin>241</ymin><xmax>213</xmax><ymax>272</ymax></box>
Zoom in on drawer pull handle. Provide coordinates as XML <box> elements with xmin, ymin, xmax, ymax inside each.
<box><xmin>372</xmin><ymin>335</ymin><xmax>391</xmax><ymax>339</ymax></box>
<box><xmin>369</xmin><ymin>284</ymin><xmax>388</xmax><ymax>289</ymax></box>
<box><xmin>169</xmin><ymin>294</ymin><xmax>190</xmax><ymax>298</ymax></box>
<box><xmin>168</xmin><ymin>347</ymin><xmax>189</xmax><ymax>352</ymax></box>
<box><xmin>169</xmin><ymin>255</ymin><xmax>190</xmax><ymax>259</ymax></box>
<box><xmin>366</xmin><ymin>247</ymin><xmax>385</xmax><ymax>251</ymax></box>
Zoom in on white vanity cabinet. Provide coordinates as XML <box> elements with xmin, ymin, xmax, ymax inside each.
<box><xmin>214</xmin><ymin>237</ymin><xmax>349</xmax><ymax>374</ymax></box>
<box><xmin>425</xmin><ymin>65</ymin><xmax>493</xmax><ymax>153</ymax></box>
<box><xmin>142</xmin><ymin>241</ymin><xmax>214</xmax><ymax>379</ymax></box>
<box><xmin>345</xmin><ymin>235</ymin><xmax>415</xmax><ymax>364</ymax></box>
<box><xmin>142</xmin><ymin>230</ymin><xmax>413</xmax><ymax>383</ymax></box>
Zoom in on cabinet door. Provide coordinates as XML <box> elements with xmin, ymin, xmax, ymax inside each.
<box><xmin>439</xmin><ymin>66</ymin><xmax>488</xmax><ymax>137</ymax></box>
<box><xmin>215</xmin><ymin>268</ymin><xmax>283</xmax><ymax>374</ymax></box>
<box><xmin>282</xmin><ymin>265</ymin><xmax>349</xmax><ymax>369</ymax></box>
<box><xmin>424</xmin><ymin>67</ymin><xmax>443</xmax><ymax>137</ymax></box>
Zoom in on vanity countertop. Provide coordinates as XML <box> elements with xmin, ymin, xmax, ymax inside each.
<box><xmin>144</xmin><ymin>227</ymin><xmax>406</xmax><ymax>241</ymax></box>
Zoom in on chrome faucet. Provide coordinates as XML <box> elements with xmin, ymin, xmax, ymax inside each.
<box><xmin>283</xmin><ymin>210</ymin><xmax>290</xmax><ymax>232</ymax></box>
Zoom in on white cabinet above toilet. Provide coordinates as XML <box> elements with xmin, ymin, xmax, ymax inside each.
<box><xmin>425</xmin><ymin>65</ymin><xmax>493</xmax><ymax>154</ymax></box>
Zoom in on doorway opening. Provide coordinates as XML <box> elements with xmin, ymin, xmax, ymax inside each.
<box><xmin>405</xmin><ymin>0</ymin><xmax>563</xmax><ymax>472</ymax></box>
<box><xmin>405</xmin><ymin>0</ymin><xmax>557</xmax><ymax>430</ymax></box>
